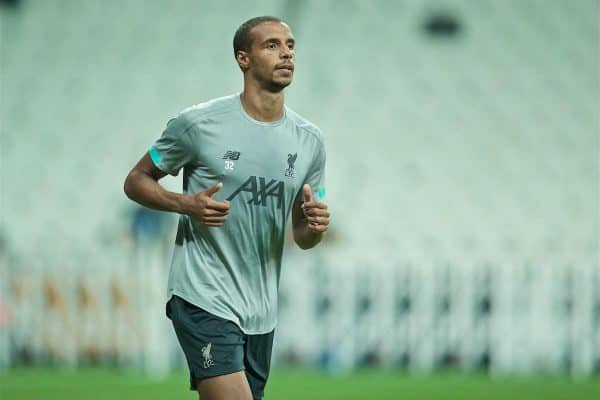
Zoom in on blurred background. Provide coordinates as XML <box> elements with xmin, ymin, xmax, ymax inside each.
<box><xmin>0</xmin><ymin>0</ymin><xmax>598</xmax><ymax>399</ymax></box>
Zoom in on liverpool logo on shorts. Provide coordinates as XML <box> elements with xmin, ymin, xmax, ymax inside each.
<box><xmin>201</xmin><ymin>343</ymin><xmax>215</xmax><ymax>368</ymax></box>
<box><xmin>285</xmin><ymin>153</ymin><xmax>297</xmax><ymax>178</ymax></box>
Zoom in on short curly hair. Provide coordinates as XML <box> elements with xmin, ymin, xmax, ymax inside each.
<box><xmin>233</xmin><ymin>16</ymin><xmax>283</xmax><ymax>56</ymax></box>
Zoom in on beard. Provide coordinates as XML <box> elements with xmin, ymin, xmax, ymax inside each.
<box><xmin>266</xmin><ymin>77</ymin><xmax>292</xmax><ymax>92</ymax></box>
<box><xmin>250</xmin><ymin>66</ymin><xmax>293</xmax><ymax>92</ymax></box>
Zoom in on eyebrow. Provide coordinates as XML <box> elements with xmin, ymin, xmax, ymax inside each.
<box><xmin>261</xmin><ymin>37</ymin><xmax>295</xmax><ymax>45</ymax></box>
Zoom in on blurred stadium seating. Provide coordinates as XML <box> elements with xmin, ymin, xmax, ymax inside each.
<box><xmin>1</xmin><ymin>0</ymin><xmax>598</xmax><ymax>377</ymax></box>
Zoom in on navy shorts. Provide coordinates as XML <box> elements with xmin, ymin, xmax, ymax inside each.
<box><xmin>166</xmin><ymin>295</ymin><xmax>274</xmax><ymax>400</ymax></box>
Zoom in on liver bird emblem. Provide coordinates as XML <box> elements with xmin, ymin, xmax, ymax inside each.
<box><xmin>286</xmin><ymin>153</ymin><xmax>297</xmax><ymax>177</ymax></box>
<box><xmin>287</xmin><ymin>153</ymin><xmax>297</xmax><ymax>169</ymax></box>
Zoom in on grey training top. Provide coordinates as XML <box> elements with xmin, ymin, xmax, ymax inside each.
<box><xmin>149</xmin><ymin>93</ymin><xmax>326</xmax><ymax>334</ymax></box>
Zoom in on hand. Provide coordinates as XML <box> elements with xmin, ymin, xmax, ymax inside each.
<box><xmin>301</xmin><ymin>184</ymin><xmax>330</xmax><ymax>233</ymax></box>
<box><xmin>185</xmin><ymin>183</ymin><xmax>230</xmax><ymax>227</ymax></box>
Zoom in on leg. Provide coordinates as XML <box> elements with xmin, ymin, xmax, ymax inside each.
<box><xmin>196</xmin><ymin>371</ymin><xmax>254</xmax><ymax>400</ymax></box>
<box><xmin>243</xmin><ymin>330</ymin><xmax>275</xmax><ymax>400</ymax></box>
<box><xmin>166</xmin><ymin>296</ymin><xmax>249</xmax><ymax>397</ymax></box>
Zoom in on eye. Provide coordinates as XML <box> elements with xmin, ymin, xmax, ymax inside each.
<box><xmin>266</xmin><ymin>42</ymin><xmax>277</xmax><ymax>49</ymax></box>
<box><xmin>288</xmin><ymin>43</ymin><xmax>295</xmax><ymax>50</ymax></box>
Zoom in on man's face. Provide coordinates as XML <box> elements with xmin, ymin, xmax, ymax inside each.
<box><xmin>240</xmin><ymin>22</ymin><xmax>296</xmax><ymax>91</ymax></box>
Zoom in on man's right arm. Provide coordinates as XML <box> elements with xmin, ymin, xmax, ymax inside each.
<box><xmin>124</xmin><ymin>153</ymin><xmax>230</xmax><ymax>227</ymax></box>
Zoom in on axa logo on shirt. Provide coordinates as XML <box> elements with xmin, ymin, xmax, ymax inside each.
<box><xmin>227</xmin><ymin>176</ymin><xmax>284</xmax><ymax>209</ymax></box>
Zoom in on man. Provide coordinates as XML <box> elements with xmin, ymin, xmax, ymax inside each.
<box><xmin>124</xmin><ymin>16</ymin><xmax>330</xmax><ymax>400</ymax></box>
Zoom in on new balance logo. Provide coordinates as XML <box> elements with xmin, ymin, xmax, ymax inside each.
<box><xmin>226</xmin><ymin>176</ymin><xmax>284</xmax><ymax>209</ymax></box>
<box><xmin>222</xmin><ymin>150</ymin><xmax>241</xmax><ymax>160</ymax></box>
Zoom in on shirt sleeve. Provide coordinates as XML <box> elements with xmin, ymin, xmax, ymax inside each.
<box><xmin>296</xmin><ymin>139</ymin><xmax>326</xmax><ymax>203</ymax></box>
<box><xmin>148</xmin><ymin>113</ymin><xmax>197</xmax><ymax>176</ymax></box>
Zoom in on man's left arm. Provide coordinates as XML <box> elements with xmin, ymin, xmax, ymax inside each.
<box><xmin>292</xmin><ymin>184</ymin><xmax>330</xmax><ymax>249</ymax></box>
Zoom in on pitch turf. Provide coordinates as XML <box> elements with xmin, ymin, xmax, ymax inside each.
<box><xmin>1</xmin><ymin>368</ymin><xmax>598</xmax><ymax>400</ymax></box>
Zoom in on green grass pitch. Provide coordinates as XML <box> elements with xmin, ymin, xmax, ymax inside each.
<box><xmin>1</xmin><ymin>368</ymin><xmax>598</xmax><ymax>399</ymax></box>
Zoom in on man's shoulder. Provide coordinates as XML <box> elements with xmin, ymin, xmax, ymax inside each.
<box><xmin>176</xmin><ymin>94</ymin><xmax>239</xmax><ymax>125</ymax></box>
<box><xmin>285</xmin><ymin>107</ymin><xmax>324</xmax><ymax>144</ymax></box>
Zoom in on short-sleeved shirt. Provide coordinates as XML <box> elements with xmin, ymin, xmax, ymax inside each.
<box><xmin>150</xmin><ymin>93</ymin><xmax>326</xmax><ymax>334</ymax></box>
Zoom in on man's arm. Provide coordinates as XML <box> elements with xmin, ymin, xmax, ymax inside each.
<box><xmin>292</xmin><ymin>184</ymin><xmax>330</xmax><ymax>249</ymax></box>
<box><xmin>124</xmin><ymin>153</ymin><xmax>230</xmax><ymax>227</ymax></box>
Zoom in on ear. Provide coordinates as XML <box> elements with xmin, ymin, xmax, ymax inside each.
<box><xmin>236</xmin><ymin>50</ymin><xmax>250</xmax><ymax>71</ymax></box>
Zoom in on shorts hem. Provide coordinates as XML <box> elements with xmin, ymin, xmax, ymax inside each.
<box><xmin>169</xmin><ymin>291</ymin><xmax>277</xmax><ymax>335</ymax></box>
<box><xmin>189</xmin><ymin>367</ymin><xmax>246</xmax><ymax>391</ymax></box>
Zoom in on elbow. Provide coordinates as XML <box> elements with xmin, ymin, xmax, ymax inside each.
<box><xmin>123</xmin><ymin>173</ymin><xmax>136</xmax><ymax>200</ymax></box>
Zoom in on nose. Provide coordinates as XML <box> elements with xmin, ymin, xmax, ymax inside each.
<box><xmin>281</xmin><ymin>47</ymin><xmax>293</xmax><ymax>59</ymax></box>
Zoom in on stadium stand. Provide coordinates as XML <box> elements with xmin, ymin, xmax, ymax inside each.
<box><xmin>1</xmin><ymin>0</ymin><xmax>597</xmax><ymax>375</ymax></box>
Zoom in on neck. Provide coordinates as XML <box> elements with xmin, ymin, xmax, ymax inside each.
<box><xmin>240</xmin><ymin>79</ymin><xmax>285</xmax><ymax>122</ymax></box>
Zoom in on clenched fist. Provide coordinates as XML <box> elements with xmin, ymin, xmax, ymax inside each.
<box><xmin>185</xmin><ymin>182</ymin><xmax>230</xmax><ymax>227</ymax></box>
<box><xmin>301</xmin><ymin>184</ymin><xmax>330</xmax><ymax>233</ymax></box>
